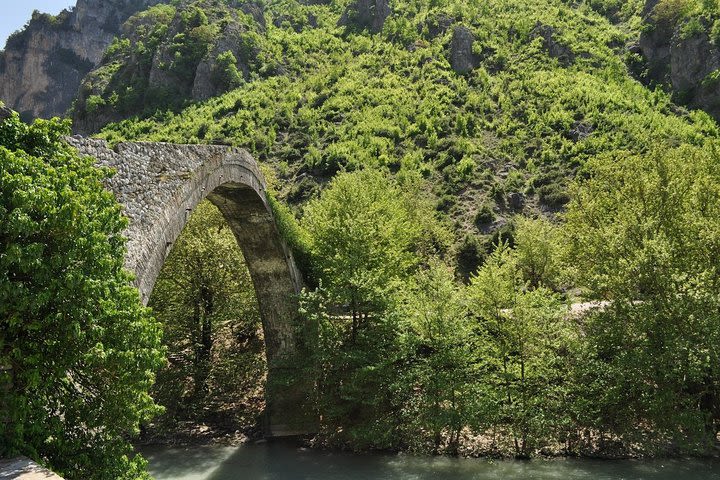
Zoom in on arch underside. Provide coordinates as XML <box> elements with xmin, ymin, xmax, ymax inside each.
<box><xmin>68</xmin><ymin>138</ymin><xmax>315</xmax><ymax>437</ymax></box>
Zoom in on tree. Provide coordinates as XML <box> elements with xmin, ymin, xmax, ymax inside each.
<box><xmin>301</xmin><ymin>169</ymin><xmax>424</xmax><ymax>335</ymax></box>
<box><xmin>299</xmin><ymin>169</ymin><xmax>445</xmax><ymax>449</ymax></box>
<box><xmin>214</xmin><ymin>51</ymin><xmax>244</xmax><ymax>92</ymax></box>
<box><xmin>513</xmin><ymin>215</ymin><xmax>565</xmax><ymax>290</ymax></box>
<box><xmin>565</xmin><ymin>145</ymin><xmax>720</xmax><ymax>452</ymax></box>
<box><xmin>396</xmin><ymin>259</ymin><xmax>479</xmax><ymax>454</ymax></box>
<box><xmin>468</xmin><ymin>244</ymin><xmax>570</xmax><ymax>457</ymax></box>
<box><xmin>0</xmin><ymin>112</ymin><xmax>164</xmax><ymax>479</ymax></box>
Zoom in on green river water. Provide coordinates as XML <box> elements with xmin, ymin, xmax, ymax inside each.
<box><xmin>142</xmin><ymin>443</ymin><xmax>720</xmax><ymax>480</ymax></box>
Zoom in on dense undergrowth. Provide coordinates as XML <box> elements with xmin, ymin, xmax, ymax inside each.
<box><xmin>147</xmin><ymin>201</ymin><xmax>265</xmax><ymax>442</ymax></box>
<box><xmin>292</xmin><ymin>157</ymin><xmax>720</xmax><ymax>457</ymax></box>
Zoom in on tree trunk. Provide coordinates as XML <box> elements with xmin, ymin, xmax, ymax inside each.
<box><xmin>193</xmin><ymin>285</ymin><xmax>214</xmax><ymax>400</ymax></box>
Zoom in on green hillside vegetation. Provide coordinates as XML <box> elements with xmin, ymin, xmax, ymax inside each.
<box><xmin>73</xmin><ymin>2</ymin><xmax>269</xmax><ymax>130</ymax></box>
<box><xmin>88</xmin><ymin>0</ymin><xmax>720</xmax><ymax>458</ymax></box>
<box><xmin>92</xmin><ymin>0</ymin><xmax>719</xmax><ymax>274</ymax></box>
<box><xmin>4</xmin><ymin>0</ymin><xmax>720</xmax><ymax>476</ymax></box>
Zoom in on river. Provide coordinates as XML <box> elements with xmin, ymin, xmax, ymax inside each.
<box><xmin>141</xmin><ymin>442</ymin><xmax>720</xmax><ymax>480</ymax></box>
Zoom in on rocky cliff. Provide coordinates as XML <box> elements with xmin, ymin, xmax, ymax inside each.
<box><xmin>0</xmin><ymin>0</ymin><xmax>161</xmax><ymax>120</ymax></box>
<box><xmin>338</xmin><ymin>0</ymin><xmax>391</xmax><ymax>33</ymax></box>
<box><xmin>71</xmin><ymin>1</ymin><xmax>268</xmax><ymax>134</ymax></box>
<box><xmin>638</xmin><ymin>0</ymin><xmax>720</xmax><ymax>121</ymax></box>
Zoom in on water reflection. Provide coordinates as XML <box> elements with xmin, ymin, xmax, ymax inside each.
<box><xmin>141</xmin><ymin>442</ymin><xmax>720</xmax><ymax>480</ymax></box>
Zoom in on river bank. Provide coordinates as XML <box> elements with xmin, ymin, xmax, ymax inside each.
<box><xmin>136</xmin><ymin>421</ymin><xmax>720</xmax><ymax>463</ymax></box>
<box><xmin>139</xmin><ymin>442</ymin><xmax>720</xmax><ymax>480</ymax></box>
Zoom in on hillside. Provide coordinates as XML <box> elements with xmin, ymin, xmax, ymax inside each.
<box><xmin>65</xmin><ymin>0</ymin><xmax>719</xmax><ymax>275</ymax></box>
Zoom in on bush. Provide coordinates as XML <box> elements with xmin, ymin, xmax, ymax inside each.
<box><xmin>679</xmin><ymin>16</ymin><xmax>705</xmax><ymax>39</ymax></box>
<box><xmin>85</xmin><ymin>94</ymin><xmax>106</xmax><ymax>114</ymax></box>
<box><xmin>652</xmin><ymin>0</ymin><xmax>695</xmax><ymax>26</ymax></box>
<box><xmin>710</xmin><ymin>18</ymin><xmax>720</xmax><ymax>43</ymax></box>
<box><xmin>474</xmin><ymin>202</ymin><xmax>496</xmax><ymax>227</ymax></box>
<box><xmin>214</xmin><ymin>50</ymin><xmax>243</xmax><ymax>91</ymax></box>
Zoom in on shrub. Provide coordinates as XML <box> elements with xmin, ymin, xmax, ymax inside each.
<box><xmin>652</xmin><ymin>0</ymin><xmax>696</xmax><ymax>26</ymax></box>
<box><xmin>474</xmin><ymin>202</ymin><xmax>496</xmax><ymax>227</ymax></box>
<box><xmin>679</xmin><ymin>16</ymin><xmax>705</xmax><ymax>39</ymax></box>
<box><xmin>85</xmin><ymin>94</ymin><xmax>106</xmax><ymax>114</ymax></box>
<box><xmin>214</xmin><ymin>50</ymin><xmax>243</xmax><ymax>91</ymax></box>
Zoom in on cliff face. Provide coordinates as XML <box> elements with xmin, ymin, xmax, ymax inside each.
<box><xmin>0</xmin><ymin>0</ymin><xmax>161</xmax><ymax>120</ymax></box>
<box><xmin>72</xmin><ymin>1</ymin><xmax>269</xmax><ymax>134</ymax></box>
<box><xmin>638</xmin><ymin>0</ymin><xmax>720</xmax><ymax>121</ymax></box>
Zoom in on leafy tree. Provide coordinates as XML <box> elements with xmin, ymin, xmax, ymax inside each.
<box><xmin>299</xmin><ymin>169</ymin><xmax>445</xmax><ymax>450</ymax></box>
<box><xmin>396</xmin><ymin>259</ymin><xmax>479</xmax><ymax>454</ymax></box>
<box><xmin>301</xmin><ymin>283</ymin><xmax>408</xmax><ymax>450</ymax></box>
<box><xmin>564</xmin><ymin>145</ymin><xmax>720</xmax><ymax>452</ymax></box>
<box><xmin>513</xmin><ymin>216</ymin><xmax>565</xmax><ymax>290</ymax></box>
<box><xmin>301</xmin><ymin>169</ymin><xmax>424</xmax><ymax>333</ymax></box>
<box><xmin>468</xmin><ymin>244</ymin><xmax>570</xmax><ymax>456</ymax></box>
<box><xmin>214</xmin><ymin>51</ymin><xmax>244</xmax><ymax>91</ymax></box>
<box><xmin>0</xmin><ymin>112</ymin><xmax>164</xmax><ymax>479</ymax></box>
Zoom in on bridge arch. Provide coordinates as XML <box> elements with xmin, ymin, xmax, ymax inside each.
<box><xmin>67</xmin><ymin>137</ymin><xmax>314</xmax><ymax>437</ymax></box>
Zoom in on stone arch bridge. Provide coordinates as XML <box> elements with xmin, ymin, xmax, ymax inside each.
<box><xmin>67</xmin><ymin>137</ymin><xmax>315</xmax><ymax>437</ymax></box>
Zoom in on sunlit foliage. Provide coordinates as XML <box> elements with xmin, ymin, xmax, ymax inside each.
<box><xmin>0</xmin><ymin>112</ymin><xmax>164</xmax><ymax>479</ymax></box>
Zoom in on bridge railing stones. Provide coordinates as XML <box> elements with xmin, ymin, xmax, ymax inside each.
<box><xmin>66</xmin><ymin>137</ymin><xmax>316</xmax><ymax>437</ymax></box>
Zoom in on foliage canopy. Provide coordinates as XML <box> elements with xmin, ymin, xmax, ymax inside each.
<box><xmin>0</xmin><ymin>112</ymin><xmax>164</xmax><ymax>479</ymax></box>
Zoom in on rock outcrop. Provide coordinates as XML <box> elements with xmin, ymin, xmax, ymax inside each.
<box><xmin>72</xmin><ymin>0</ymin><xmax>264</xmax><ymax>134</ymax></box>
<box><xmin>638</xmin><ymin>0</ymin><xmax>720</xmax><ymax>120</ymax></box>
<box><xmin>338</xmin><ymin>0</ymin><xmax>391</xmax><ymax>33</ymax></box>
<box><xmin>450</xmin><ymin>26</ymin><xmax>480</xmax><ymax>74</ymax></box>
<box><xmin>0</xmin><ymin>0</ymin><xmax>161</xmax><ymax>120</ymax></box>
<box><xmin>638</xmin><ymin>0</ymin><xmax>672</xmax><ymax>81</ymax></box>
<box><xmin>191</xmin><ymin>24</ymin><xmax>252</xmax><ymax>101</ymax></box>
<box><xmin>0</xmin><ymin>105</ymin><xmax>13</xmax><ymax>121</ymax></box>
